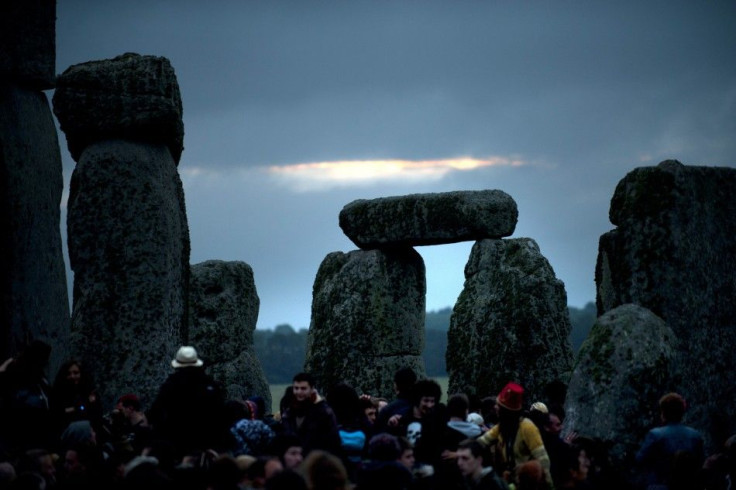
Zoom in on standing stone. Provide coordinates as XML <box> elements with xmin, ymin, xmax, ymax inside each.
<box><xmin>0</xmin><ymin>0</ymin><xmax>56</xmax><ymax>90</ymax></box>
<box><xmin>306</xmin><ymin>248</ymin><xmax>426</xmax><ymax>398</ymax></box>
<box><xmin>1</xmin><ymin>0</ymin><xmax>68</xmax><ymax>373</ymax></box>
<box><xmin>64</xmin><ymin>140</ymin><xmax>189</xmax><ymax>407</ymax></box>
<box><xmin>54</xmin><ymin>54</ymin><xmax>189</xmax><ymax>407</ymax></box>
<box><xmin>447</xmin><ymin>238</ymin><xmax>573</xmax><ymax>402</ymax></box>
<box><xmin>188</xmin><ymin>260</ymin><xmax>271</xmax><ymax>410</ymax></box>
<box><xmin>0</xmin><ymin>85</ymin><xmax>70</xmax><ymax>372</ymax></box>
<box><xmin>565</xmin><ymin>304</ymin><xmax>676</xmax><ymax>467</ymax></box>
<box><xmin>339</xmin><ymin>190</ymin><xmax>518</xmax><ymax>249</ymax></box>
<box><xmin>596</xmin><ymin>160</ymin><xmax>736</xmax><ymax>450</ymax></box>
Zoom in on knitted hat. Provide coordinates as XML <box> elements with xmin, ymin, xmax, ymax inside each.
<box><xmin>171</xmin><ymin>346</ymin><xmax>203</xmax><ymax>368</ymax></box>
<box><xmin>497</xmin><ymin>382</ymin><xmax>524</xmax><ymax>411</ymax></box>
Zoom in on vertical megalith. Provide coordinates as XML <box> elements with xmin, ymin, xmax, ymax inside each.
<box><xmin>0</xmin><ymin>0</ymin><xmax>56</xmax><ymax>91</ymax></box>
<box><xmin>565</xmin><ymin>304</ymin><xmax>676</xmax><ymax>467</ymax></box>
<box><xmin>306</xmin><ymin>248</ymin><xmax>426</xmax><ymax>398</ymax></box>
<box><xmin>188</xmin><ymin>260</ymin><xmax>271</xmax><ymax>410</ymax></box>
<box><xmin>596</xmin><ymin>160</ymin><xmax>736</xmax><ymax>450</ymax></box>
<box><xmin>53</xmin><ymin>54</ymin><xmax>189</xmax><ymax>407</ymax></box>
<box><xmin>0</xmin><ymin>0</ymin><xmax>69</xmax><ymax>372</ymax></box>
<box><xmin>447</xmin><ymin>238</ymin><xmax>573</xmax><ymax>402</ymax></box>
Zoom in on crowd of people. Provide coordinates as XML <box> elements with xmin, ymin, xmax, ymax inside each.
<box><xmin>0</xmin><ymin>341</ymin><xmax>734</xmax><ymax>490</ymax></box>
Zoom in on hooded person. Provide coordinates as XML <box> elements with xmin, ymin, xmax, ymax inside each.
<box><xmin>438</xmin><ymin>393</ymin><xmax>483</xmax><ymax>489</ymax></box>
<box><xmin>477</xmin><ymin>382</ymin><xmax>552</xmax><ymax>485</ymax></box>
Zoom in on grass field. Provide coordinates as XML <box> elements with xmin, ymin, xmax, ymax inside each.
<box><xmin>268</xmin><ymin>376</ymin><xmax>449</xmax><ymax>413</ymax></box>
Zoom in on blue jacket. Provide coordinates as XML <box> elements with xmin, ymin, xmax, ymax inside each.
<box><xmin>636</xmin><ymin>422</ymin><xmax>704</xmax><ymax>486</ymax></box>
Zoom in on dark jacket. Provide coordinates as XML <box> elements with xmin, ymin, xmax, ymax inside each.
<box><xmin>148</xmin><ymin>367</ymin><xmax>229</xmax><ymax>454</ymax></box>
<box><xmin>464</xmin><ymin>467</ymin><xmax>508</xmax><ymax>490</ymax></box>
<box><xmin>280</xmin><ymin>394</ymin><xmax>341</xmax><ymax>456</ymax></box>
<box><xmin>375</xmin><ymin>395</ymin><xmax>413</xmax><ymax>435</ymax></box>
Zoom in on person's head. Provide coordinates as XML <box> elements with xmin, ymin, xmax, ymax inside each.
<box><xmin>360</xmin><ymin>397</ymin><xmax>378</xmax><ymax>424</ymax></box>
<box><xmin>292</xmin><ymin>373</ymin><xmax>316</xmax><ymax>403</ymax></box>
<box><xmin>248</xmin><ymin>396</ymin><xmax>267</xmax><ymax>420</ymax></box>
<box><xmin>548</xmin><ymin>403</ymin><xmax>566</xmax><ymax>424</ymax></box>
<box><xmin>367</xmin><ymin>433</ymin><xmax>401</xmax><ymax>462</ymax></box>
<box><xmin>515</xmin><ymin>460</ymin><xmax>545</xmax><ymax>490</ymax></box>
<box><xmin>279</xmin><ymin>386</ymin><xmax>294</xmax><ymax>414</ymax></box>
<box><xmin>496</xmin><ymin>382</ymin><xmax>524</xmax><ymax>412</ymax></box>
<box><xmin>480</xmin><ymin>396</ymin><xmax>499</xmax><ymax>426</ymax></box>
<box><xmin>117</xmin><ymin>393</ymin><xmax>142</xmax><ymax>412</ymax></box>
<box><xmin>17</xmin><ymin>340</ymin><xmax>51</xmax><ymax>376</ymax></box>
<box><xmin>265</xmin><ymin>469</ymin><xmax>307</xmax><ymax>490</ymax></box>
<box><xmin>65</xmin><ymin>361</ymin><xmax>81</xmax><ymax>385</ymax></box>
<box><xmin>394</xmin><ymin>367</ymin><xmax>417</xmax><ymax>396</ymax></box>
<box><xmin>20</xmin><ymin>449</ymin><xmax>56</xmax><ymax>486</ymax></box>
<box><xmin>270</xmin><ymin>434</ymin><xmax>303</xmax><ymax>470</ymax></box>
<box><xmin>117</xmin><ymin>393</ymin><xmax>143</xmax><ymax>424</ymax></box>
<box><xmin>559</xmin><ymin>445</ymin><xmax>590</xmax><ymax>484</ymax></box>
<box><xmin>326</xmin><ymin>383</ymin><xmax>361</xmax><ymax>426</ymax></box>
<box><xmin>396</xmin><ymin>436</ymin><xmax>414</xmax><ymax>470</ymax></box>
<box><xmin>53</xmin><ymin>359</ymin><xmax>86</xmax><ymax>390</ymax></box>
<box><xmin>546</xmin><ymin>412</ymin><xmax>562</xmax><ymax>436</ymax></box>
<box><xmin>410</xmin><ymin>379</ymin><xmax>441</xmax><ymax>417</ymax></box>
<box><xmin>301</xmin><ymin>450</ymin><xmax>349</xmax><ymax>490</ymax></box>
<box><xmin>223</xmin><ymin>399</ymin><xmax>251</xmax><ymax>427</ymax></box>
<box><xmin>10</xmin><ymin>472</ymin><xmax>46</xmax><ymax>490</ymax></box>
<box><xmin>0</xmin><ymin>462</ymin><xmax>16</xmax><ymax>485</ymax></box>
<box><xmin>447</xmin><ymin>393</ymin><xmax>470</xmax><ymax>420</ymax></box>
<box><xmin>659</xmin><ymin>392</ymin><xmax>687</xmax><ymax>423</ymax></box>
<box><xmin>497</xmin><ymin>382</ymin><xmax>524</xmax><ymax>429</ymax></box>
<box><xmin>528</xmin><ymin>402</ymin><xmax>549</xmax><ymax>431</ymax></box>
<box><xmin>61</xmin><ymin>420</ymin><xmax>96</xmax><ymax>450</ymax></box>
<box><xmin>456</xmin><ymin>439</ymin><xmax>485</xmax><ymax>479</ymax></box>
<box><xmin>207</xmin><ymin>455</ymin><xmax>241</xmax><ymax>490</ymax></box>
<box><xmin>64</xmin><ymin>442</ymin><xmax>102</xmax><ymax>477</ymax></box>
<box><xmin>264</xmin><ymin>458</ymin><xmax>283</xmax><ymax>481</ymax></box>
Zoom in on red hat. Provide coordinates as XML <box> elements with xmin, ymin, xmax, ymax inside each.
<box><xmin>497</xmin><ymin>382</ymin><xmax>524</xmax><ymax>411</ymax></box>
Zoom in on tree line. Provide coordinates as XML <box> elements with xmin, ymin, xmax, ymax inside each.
<box><xmin>254</xmin><ymin>302</ymin><xmax>597</xmax><ymax>384</ymax></box>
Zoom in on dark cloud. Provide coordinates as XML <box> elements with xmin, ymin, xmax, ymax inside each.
<box><xmin>55</xmin><ymin>1</ymin><xmax>736</xmax><ymax>328</ymax></box>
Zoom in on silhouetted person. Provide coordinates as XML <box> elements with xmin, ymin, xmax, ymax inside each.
<box><xmin>636</xmin><ymin>392</ymin><xmax>704</xmax><ymax>489</ymax></box>
<box><xmin>0</xmin><ymin>340</ymin><xmax>55</xmax><ymax>452</ymax></box>
<box><xmin>148</xmin><ymin>346</ymin><xmax>229</xmax><ymax>456</ymax></box>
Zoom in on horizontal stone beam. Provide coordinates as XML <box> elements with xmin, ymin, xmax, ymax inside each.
<box><xmin>53</xmin><ymin>53</ymin><xmax>184</xmax><ymax>164</ymax></box>
<box><xmin>339</xmin><ymin>189</ymin><xmax>518</xmax><ymax>249</ymax></box>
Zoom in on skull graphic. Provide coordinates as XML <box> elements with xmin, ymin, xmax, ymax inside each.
<box><xmin>406</xmin><ymin>421</ymin><xmax>422</xmax><ymax>446</ymax></box>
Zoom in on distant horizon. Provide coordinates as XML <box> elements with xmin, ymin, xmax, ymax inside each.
<box><xmin>256</xmin><ymin>300</ymin><xmax>596</xmax><ymax>331</ymax></box>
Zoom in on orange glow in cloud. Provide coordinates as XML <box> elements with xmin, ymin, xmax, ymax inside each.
<box><xmin>268</xmin><ymin>157</ymin><xmax>525</xmax><ymax>191</ymax></box>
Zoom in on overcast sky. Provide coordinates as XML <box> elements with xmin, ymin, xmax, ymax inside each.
<box><xmin>54</xmin><ymin>1</ymin><xmax>736</xmax><ymax>330</ymax></box>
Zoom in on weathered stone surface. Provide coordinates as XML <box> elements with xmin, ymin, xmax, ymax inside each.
<box><xmin>339</xmin><ymin>190</ymin><xmax>518</xmax><ymax>249</ymax></box>
<box><xmin>53</xmin><ymin>53</ymin><xmax>184</xmax><ymax>164</ymax></box>
<box><xmin>188</xmin><ymin>260</ymin><xmax>271</xmax><ymax>409</ymax></box>
<box><xmin>565</xmin><ymin>304</ymin><xmax>676</xmax><ymax>466</ymax></box>
<box><xmin>0</xmin><ymin>0</ymin><xmax>55</xmax><ymax>89</ymax></box>
<box><xmin>447</xmin><ymin>238</ymin><xmax>573</xmax><ymax>402</ymax></box>
<box><xmin>0</xmin><ymin>85</ymin><xmax>69</xmax><ymax>373</ymax></box>
<box><xmin>67</xmin><ymin>140</ymin><xmax>190</xmax><ymax>408</ymax></box>
<box><xmin>596</xmin><ymin>160</ymin><xmax>736</xmax><ymax>450</ymax></box>
<box><xmin>306</xmin><ymin>248</ymin><xmax>426</xmax><ymax>398</ymax></box>
<box><xmin>209</xmin><ymin>350</ymin><xmax>272</xmax><ymax>410</ymax></box>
